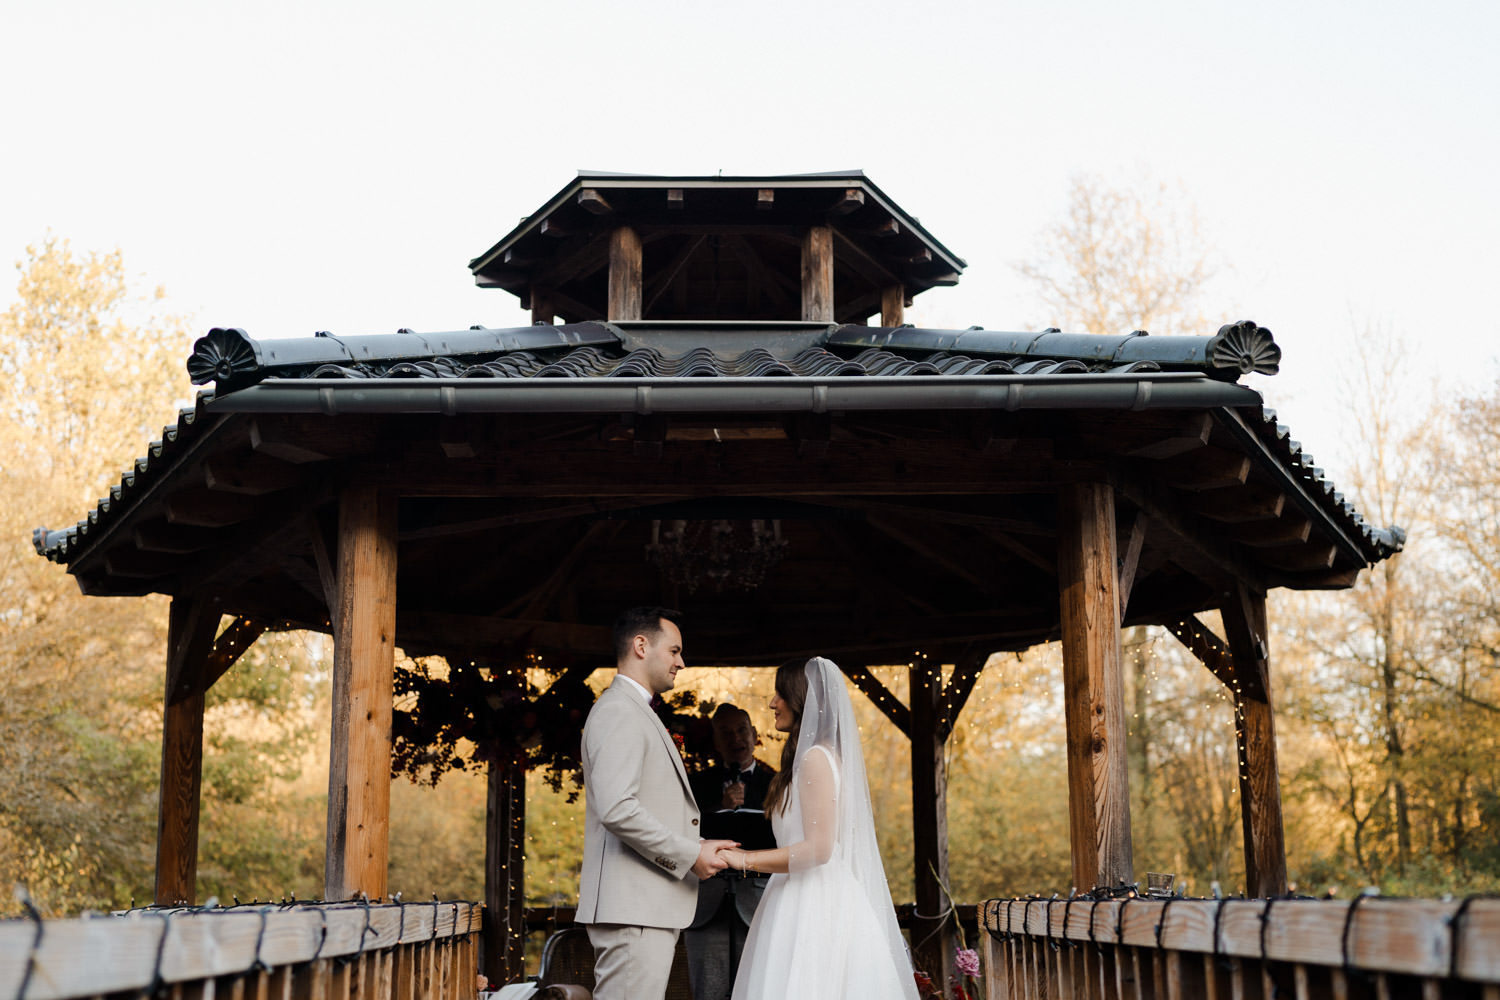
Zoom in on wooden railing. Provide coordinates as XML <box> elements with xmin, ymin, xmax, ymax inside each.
<box><xmin>981</xmin><ymin>895</ymin><xmax>1500</xmax><ymax>999</ymax></box>
<box><xmin>0</xmin><ymin>900</ymin><xmax>481</xmax><ymax>1000</ymax></box>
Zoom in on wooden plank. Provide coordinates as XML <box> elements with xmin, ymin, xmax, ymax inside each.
<box><xmin>801</xmin><ymin>225</ymin><xmax>834</xmax><ymax>322</ymax></box>
<box><xmin>831</xmin><ymin>188</ymin><xmax>864</xmax><ymax>214</ymax></box>
<box><xmin>880</xmin><ymin>285</ymin><xmax>905</xmax><ymax>327</ymax></box>
<box><xmin>325</xmin><ymin>486</ymin><xmax>398</xmax><ymax>902</ymax></box>
<box><xmin>756</xmin><ymin>188</ymin><xmax>774</xmax><ymax>211</ymax></box>
<box><xmin>1057</xmin><ymin>482</ymin><xmax>1135</xmax><ymax>892</ymax></box>
<box><xmin>1158</xmin><ymin>449</ymin><xmax>1251</xmax><ymax>492</ymax></box>
<box><xmin>1117</xmin><ymin>510</ymin><xmax>1148</xmax><ymax>616</ymax></box>
<box><xmin>607</xmin><ymin>226</ymin><xmax>642</xmax><ymax>321</ymax></box>
<box><xmin>204</xmin><ymin>453</ymin><xmax>302</xmax><ymax>496</ymax></box>
<box><xmin>165</xmin><ymin>490</ymin><xmax>262</xmax><ymax>528</ymax></box>
<box><xmin>1122</xmin><ymin>412</ymin><xmax>1213</xmax><ymax>460</ymax></box>
<box><xmin>1194</xmin><ymin>485</ymin><xmax>1285</xmax><ymax>524</ymax></box>
<box><xmin>1229</xmin><ymin>517</ymin><xmax>1312</xmax><ymax>549</ymax></box>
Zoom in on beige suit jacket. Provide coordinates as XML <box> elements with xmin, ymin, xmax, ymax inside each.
<box><xmin>577</xmin><ymin>677</ymin><xmax>702</xmax><ymax>928</ymax></box>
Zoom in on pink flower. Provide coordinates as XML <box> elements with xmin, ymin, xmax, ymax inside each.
<box><xmin>955</xmin><ymin>947</ymin><xmax>981</xmax><ymax>978</ymax></box>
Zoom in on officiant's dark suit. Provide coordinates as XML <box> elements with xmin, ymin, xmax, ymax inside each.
<box><xmin>685</xmin><ymin>705</ymin><xmax>777</xmax><ymax>1000</ymax></box>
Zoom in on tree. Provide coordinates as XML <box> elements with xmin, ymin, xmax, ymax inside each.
<box><xmin>0</xmin><ymin>238</ymin><xmax>317</xmax><ymax>914</ymax></box>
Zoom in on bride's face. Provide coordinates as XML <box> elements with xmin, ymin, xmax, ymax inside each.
<box><xmin>769</xmin><ymin>691</ymin><xmax>794</xmax><ymax>733</ymax></box>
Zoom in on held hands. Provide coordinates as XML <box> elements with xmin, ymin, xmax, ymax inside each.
<box><xmin>692</xmin><ymin>839</ymin><xmax>739</xmax><ymax>879</ymax></box>
<box><xmin>717</xmin><ymin>847</ymin><xmax>747</xmax><ymax>873</ymax></box>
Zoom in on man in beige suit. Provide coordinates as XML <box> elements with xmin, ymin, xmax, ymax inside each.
<box><xmin>579</xmin><ymin>608</ymin><xmax>737</xmax><ymax>1000</ymax></box>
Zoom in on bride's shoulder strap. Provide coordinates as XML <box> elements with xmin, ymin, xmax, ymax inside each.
<box><xmin>805</xmin><ymin>743</ymin><xmax>842</xmax><ymax>793</ymax></box>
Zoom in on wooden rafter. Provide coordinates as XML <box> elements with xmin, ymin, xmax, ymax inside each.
<box><xmin>839</xmin><ymin>662</ymin><xmax>911</xmax><ymax>737</ymax></box>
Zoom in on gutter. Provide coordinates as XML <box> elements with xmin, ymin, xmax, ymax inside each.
<box><xmin>205</xmin><ymin>372</ymin><xmax>1264</xmax><ymax>417</ymax></box>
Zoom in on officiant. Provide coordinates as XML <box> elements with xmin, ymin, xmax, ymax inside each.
<box><xmin>685</xmin><ymin>704</ymin><xmax>777</xmax><ymax>1000</ymax></box>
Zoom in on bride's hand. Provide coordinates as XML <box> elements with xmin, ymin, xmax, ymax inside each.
<box><xmin>718</xmin><ymin>847</ymin><xmax>745</xmax><ymax>871</ymax></box>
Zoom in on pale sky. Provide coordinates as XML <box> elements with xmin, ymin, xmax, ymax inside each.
<box><xmin>3</xmin><ymin>0</ymin><xmax>1497</xmax><ymax>482</ymax></box>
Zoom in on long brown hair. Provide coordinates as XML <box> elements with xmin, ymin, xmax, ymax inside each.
<box><xmin>764</xmin><ymin>659</ymin><xmax>809</xmax><ymax>817</ymax></box>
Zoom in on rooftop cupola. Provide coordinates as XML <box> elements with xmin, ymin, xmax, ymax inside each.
<box><xmin>468</xmin><ymin>171</ymin><xmax>966</xmax><ymax>327</ymax></box>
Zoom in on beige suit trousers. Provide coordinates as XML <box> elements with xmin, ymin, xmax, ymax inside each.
<box><xmin>587</xmin><ymin>923</ymin><xmax>680</xmax><ymax>1000</ymax></box>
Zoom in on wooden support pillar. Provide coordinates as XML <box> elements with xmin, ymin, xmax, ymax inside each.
<box><xmin>529</xmin><ymin>286</ymin><xmax>554</xmax><ymax>326</ymax></box>
<box><xmin>880</xmin><ymin>285</ymin><xmax>905</xmax><ymax>327</ymax></box>
<box><xmin>1221</xmin><ymin>585</ymin><xmax>1288</xmax><ymax>897</ymax></box>
<box><xmin>325</xmin><ymin>485</ymin><xmax>398</xmax><ymax>902</ymax></box>
<box><xmin>155</xmin><ymin>598</ymin><xmax>217</xmax><ymax>905</ymax></box>
<box><xmin>607</xmin><ymin>226</ymin><xmax>643</xmax><ymax>321</ymax></box>
<box><xmin>484</xmin><ymin>751</ymin><xmax>527</xmax><ymax>982</ymax></box>
<box><xmin>910</xmin><ymin>659</ymin><xmax>954</xmax><ymax>991</ymax></box>
<box><xmin>801</xmin><ymin>225</ymin><xmax>834</xmax><ymax>322</ymax></box>
<box><xmin>1057</xmin><ymin>482</ymin><xmax>1135</xmax><ymax>892</ymax></box>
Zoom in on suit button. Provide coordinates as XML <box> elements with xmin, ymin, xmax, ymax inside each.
<box><xmin>691</xmin><ymin>818</ymin><xmax>699</xmax><ymax>826</ymax></box>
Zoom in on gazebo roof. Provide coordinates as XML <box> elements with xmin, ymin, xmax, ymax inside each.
<box><xmin>467</xmin><ymin>171</ymin><xmax>967</xmax><ymax>324</ymax></box>
<box><xmin>33</xmin><ymin>316</ymin><xmax>1401</xmax><ymax>665</ymax></box>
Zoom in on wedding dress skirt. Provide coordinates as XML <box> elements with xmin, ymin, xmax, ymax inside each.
<box><xmin>730</xmin><ymin>763</ymin><xmax>912</xmax><ymax>999</ymax></box>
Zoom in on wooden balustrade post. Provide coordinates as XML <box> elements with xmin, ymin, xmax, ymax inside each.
<box><xmin>325</xmin><ymin>485</ymin><xmax>398</xmax><ymax>902</ymax></box>
<box><xmin>1057</xmin><ymin>482</ymin><xmax>1135</xmax><ymax>893</ymax></box>
<box><xmin>910</xmin><ymin>660</ymin><xmax>954</xmax><ymax>993</ymax></box>
<box><xmin>1222</xmin><ymin>584</ymin><xmax>1289</xmax><ymax>897</ymax></box>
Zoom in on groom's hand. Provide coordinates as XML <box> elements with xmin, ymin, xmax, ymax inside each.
<box><xmin>692</xmin><ymin>839</ymin><xmax>738</xmax><ymax>879</ymax></box>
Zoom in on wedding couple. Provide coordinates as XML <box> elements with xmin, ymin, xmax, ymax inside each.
<box><xmin>578</xmin><ymin>607</ymin><xmax>919</xmax><ymax>1000</ymax></box>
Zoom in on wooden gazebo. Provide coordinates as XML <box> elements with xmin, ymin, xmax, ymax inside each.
<box><xmin>34</xmin><ymin>171</ymin><xmax>1401</xmax><ymax>986</ymax></box>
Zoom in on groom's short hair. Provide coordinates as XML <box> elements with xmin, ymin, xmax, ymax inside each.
<box><xmin>613</xmin><ymin>606</ymin><xmax>683</xmax><ymax>663</ymax></box>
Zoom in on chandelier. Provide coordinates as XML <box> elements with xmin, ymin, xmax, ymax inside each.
<box><xmin>645</xmin><ymin>519</ymin><xmax>789</xmax><ymax>594</ymax></box>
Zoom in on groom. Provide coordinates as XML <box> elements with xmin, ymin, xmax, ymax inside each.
<box><xmin>578</xmin><ymin>607</ymin><xmax>737</xmax><ymax>1000</ymax></box>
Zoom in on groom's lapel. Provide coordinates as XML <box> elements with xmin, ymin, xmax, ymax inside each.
<box><xmin>616</xmin><ymin>680</ymin><xmax>694</xmax><ymax>797</ymax></box>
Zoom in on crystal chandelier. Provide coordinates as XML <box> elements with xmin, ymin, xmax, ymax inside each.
<box><xmin>645</xmin><ymin>519</ymin><xmax>789</xmax><ymax>594</ymax></box>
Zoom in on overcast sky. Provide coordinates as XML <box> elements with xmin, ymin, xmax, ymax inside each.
<box><xmin>3</xmin><ymin>0</ymin><xmax>1496</xmax><ymax>480</ymax></box>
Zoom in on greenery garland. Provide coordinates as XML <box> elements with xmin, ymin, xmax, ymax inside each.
<box><xmin>391</xmin><ymin>658</ymin><xmax>721</xmax><ymax>801</ymax></box>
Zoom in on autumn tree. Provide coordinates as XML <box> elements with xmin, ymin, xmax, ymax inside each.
<box><xmin>0</xmin><ymin>238</ymin><xmax>318</xmax><ymax>913</ymax></box>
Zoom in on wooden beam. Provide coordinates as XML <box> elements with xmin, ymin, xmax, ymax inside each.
<box><xmin>1194</xmin><ymin>485</ymin><xmax>1285</xmax><ymax>524</ymax></box>
<box><xmin>866</xmin><ymin>515</ymin><xmax>999</xmax><ymax>596</ymax></box>
<box><xmin>1230</xmin><ymin>516</ymin><xmax>1312</xmax><ymax>548</ymax></box>
<box><xmin>250</xmin><ymin>418</ymin><xmax>378</xmax><ymax>465</ymax></box>
<box><xmin>1221</xmin><ymin>585</ymin><xmax>1288</xmax><ymax>898</ymax></box>
<box><xmin>643</xmin><ymin>235</ymin><xmax>707</xmax><ymax>315</ymax></box>
<box><xmin>1117</xmin><ymin>509</ymin><xmax>1148</xmax><ymax>616</ymax></box>
<box><xmin>667</xmin><ymin>188</ymin><xmax>684</xmax><ymax>210</ymax></box>
<box><xmin>830</xmin><ymin>188</ymin><xmax>864</xmax><ymax>214</ymax></box>
<box><xmin>133</xmin><ymin>521</ymin><xmax>216</xmax><ymax>555</ymax></box>
<box><xmin>880</xmin><ymin>285</ymin><xmax>905</xmax><ymax>327</ymax></box>
<box><xmin>830</xmin><ymin>229</ymin><xmax>903</xmax><ymax>290</ymax></box>
<box><xmin>838</xmin><ymin>663</ymin><xmax>911</xmax><ymax>736</ymax></box>
<box><xmin>1057</xmin><ymin>482</ymin><xmax>1134</xmax><ymax>892</ymax></box>
<box><xmin>801</xmin><ymin>225</ymin><xmax>834</xmax><ymax>322</ymax></box>
<box><xmin>156</xmin><ymin>598</ymin><xmax>217</xmax><ymax>905</ymax></box>
<box><xmin>577</xmin><ymin>188</ymin><xmax>612</xmax><ymax>214</ymax></box>
<box><xmin>1116</xmin><ymin>473</ymin><xmax>1264</xmax><ymax>592</ymax></box>
<box><xmin>756</xmin><ymin>188</ymin><xmax>774</xmax><ymax>211</ymax></box>
<box><xmin>165</xmin><ymin>490</ymin><xmax>261</xmax><ymax>528</ymax></box>
<box><xmin>540</xmin><ymin>218</ymin><xmax>572</xmax><ymax>238</ymax></box>
<box><xmin>325</xmin><ymin>486</ymin><xmax>398</xmax><ymax>902</ymax></box>
<box><xmin>1123</xmin><ymin>412</ymin><xmax>1213</xmax><ymax>460</ymax></box>
<box><xmin>1165</xmin><ymin>614</ymin><xmax>1239</xmax><ymax>691</ymax></box>
<box><xmin>940</xmin><ymin>649</ymin><xmax>987</xmax><ymax>739</ymax></box>
<box><xmin>1158</xmin><ymin>448</ymin><xmax>1251</xmax><ymax>492</ymax></box>
<box><xmin>910</xmin><ymin>661</ymin><xmax>954</xmax><ymax>988</ymax></box>
<box><xmin>204</xmin><ymin>452</ymin><xmax>302</xmax><ymax>496</ymax></box>
<box><xmin>607</xmin><ymin>226</ymin><xmax>643</xmax><ymax>321</ymax></box>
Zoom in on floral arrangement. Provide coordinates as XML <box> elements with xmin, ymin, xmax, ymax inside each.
<box><xmin>391</xmin><ymin>656</ymin><xmax>720</xmax><ymax>799</ymax></box>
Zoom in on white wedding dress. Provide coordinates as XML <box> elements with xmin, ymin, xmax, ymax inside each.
<box><xmin>730</xmin><ymin>659</ymin><xmax>919</xmax><ymax>1000</ymax></box>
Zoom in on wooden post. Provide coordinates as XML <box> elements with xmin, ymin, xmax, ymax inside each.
<box><xmin>325</xmin><ymin>485</ymin><xmax>398</xmax><ymax>902</ymax></box>
<box><xmin>607</xmin><ymin>226</ymin><xmax>642</xmax><ymax>321</ymax></box>
<box><xmin>155</xmin><ymin>598</ymin><xmax>218</xmax><ymax>905</ymax></box>
<box><xmin>801</xmin><ymin>225</ymin><xmax>834</xmax><ymax>322</ymax></box>
<box><xmin>880</xmin><ymin>285</ymin><xmax>905</xmax><ymax>327</ymax></box>
<box><xmin>529</xmin><ymin>286</ymin><xmax>554</xmax><ymax>326</ymax></box>
<box><xmin>483</xmin><ymin>671</ymin><xmax>527</xmax><ymax>985</ymax></box>
<box><xmin>910</xmin><ymin>660</ymin><xmax>954</xmax><ymax>991</ymax></box>
<box><xmin>1222</xmin><ymin>585</ymin><xmax>1288</xmax><ymax>897</ymax></box>
<box><xmin>1057</xmin><ymin>482</ymin><xmax>1135</xmax><ymax>892</ymax></box>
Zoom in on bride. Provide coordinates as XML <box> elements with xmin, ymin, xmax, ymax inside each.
<box><xmin>718</xmin><ymin>657</ymin><xmax>920</xmax><ymax>1000</ymax></box>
